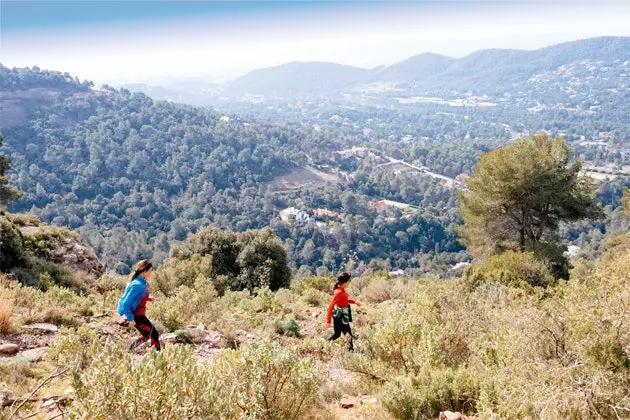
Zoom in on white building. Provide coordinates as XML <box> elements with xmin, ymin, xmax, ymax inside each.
<box><xmin>279</xmin><ymin>207</ymin><xmax>313</xmax><ymax>222</ymax></box>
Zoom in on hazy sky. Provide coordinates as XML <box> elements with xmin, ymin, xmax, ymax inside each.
<box><xmin>2</xmin><ymin>1</ymin><xmax>629</xmax><ymax>85</ymax></box>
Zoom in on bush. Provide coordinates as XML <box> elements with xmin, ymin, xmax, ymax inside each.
<box><xmin>462</xmin><ymin>251</ymin><xmax>555</xmax><ymax>290</ymax></box>
<box><xmin>151</xmin><ymin>254</ymin><xmax>214</xmax><ymax>297</ymax></box>
<box><xmin>302</xmin><ymin>287</ymin><xmax>329</xmax><ymax>306</ymax></box>
<box><xmin>0</xmin><ymin>298</ymin><xmax>13</xmax><ymax>333</ymax></box>
<box><xmin>70</xmin><ymin>343</ymin><xmax>225</xmax><ymax>419</ymax></box>
<box><xmin>284</xmin><ymin>318</ymin><xmax>300</xmax><ymax>337</ymax></box>
<box><xmin>209</xmin><ymin>340</ymin><xmax>323</xmax><ymax>419</ymax></box>
<box><xmin>65</xmin><ymin>334</ymin><xmax>322</xmax><ymax>420</ymax></box>
<box><xmin>0</xmin><ymin>214</ymin><xmax>26</xmax><ymax>272</ymax></box>
<box><xmin>151</xmin><ymin>277</ymin><xmax>218</xmax><ymax>331</ymax></box>
<box><xmin>49</xmin><ymin>325</ymin><xmax>101</xmax><ymax>369</ymax></box>
<box><xmin>361</xmin><ymin>275</ymin><xmax>410</xmax><ymax>303</ymax></box>
<box><xmin>171</xmin><ymin>227</ymin><xmax>291</xmax><ymax>293</ymax></box>
<box><xmin>382</xmin><ymin>369</ymin><xmax>480</xmax><ymax>419</ymax></box>
<box><xmin>291</xmin><ymin>276</ymin><xmax>334</xmax><ymax>295</ymax></box>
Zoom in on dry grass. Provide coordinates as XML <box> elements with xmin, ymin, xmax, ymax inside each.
<box><xmin>0</xmin><ymin>298</ymin><xmax>14</xmax><ymax>333</ymax></box>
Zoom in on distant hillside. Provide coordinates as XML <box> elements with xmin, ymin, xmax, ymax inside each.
<box><xmin>216</xmin><ymin>36</ymin><xmax>630</xmax><ymax>98</ymax></box>
<box><xmin>368</xmin><ymin>53</ymin><xmax>454</xmax><ymax>83</ymax></box>
<box><xmin>225</xmin><ymin>61</ymin><xmax>372</xmax><ymax>97</ymax></box>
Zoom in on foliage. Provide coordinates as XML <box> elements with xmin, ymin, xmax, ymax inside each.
<box><xmin>0</xmin><ymin>133</ymin><xmax>23</xmax><ymax>207</ymax></box>
<box><xmin>209</xmin><ymin>340</ymin><xmax>323</xmax><ymax>419</ymax></box>
<box><xmin>381</xmin><ymin>369</ymin><xmax>480</xmax><ymax>420</ymax></box>
<box><xmin>0</xmin><ymin>298</ymin><xmax>13</xmax><ymax>333</ymax></box>
<box><xmin>0</xmin><ymin>213</ymin><xmax>26</xmax><ymax>272</ymax></box>
<box><xmin>623</xmin><ymin>187</ymin><xmax>630</xmax><ymax>217</ymax></box>
<box><xmin>291</xmin><ymin>276</ymin><xmax>334</xmax><ymax>295</ymax></box>
<box><xmin>462</xmin><ymin>251</ymin><xmax>555</xmax><ymax>290</ymax></box>
<box><xmin>458</xmin><ymin>134</ymin><xmax>601</xmax><ymax>277</ymax></box>
<box><xmin>57</xmin><ymin>330</ymin><xmax>323</xmax><ymax>420</ymax></box>
<box><xmin>171</xmin><ymin>227</ymin><xmax>291</xmax><ymax>292</ymax></box>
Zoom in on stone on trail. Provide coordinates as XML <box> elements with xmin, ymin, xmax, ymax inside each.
<box><xmin>23</xmin><ymin>323</ymin><xmax>59</xmax><ymax>333</ymax></box>
<box><xmin>439</xmin><ymin>411</ymin><xmax>476</xmax><ymax>420</ymax></box>
<box><xmin>339</xmin><ymin>395</ymin><xmax>357</xmax><ymax>409</ymax></box>
<box><xmin>0</xmin><ymin>343</ymin><xmax>19</xmax><ymax>355</ymax></box>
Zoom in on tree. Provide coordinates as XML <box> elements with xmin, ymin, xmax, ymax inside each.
<box><xmin>458</xmin><ymin>134</ymin><xmax>601</xmax><ymax>277</ymax></box>
<box><xmin>623</xmin><ymin>188</ymin><xmax>630</xmax><ymax>218</ymax></box>
<box><xmin>0</xmin><ymin>134</ymin><xmax>23</xmax><ymax>209</ymax></box>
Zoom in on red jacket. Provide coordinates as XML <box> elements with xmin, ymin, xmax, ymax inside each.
<box><xmin>326</xmin><ymin>287</ymin><xmax>356</xmax><ymax>323</ymax></box>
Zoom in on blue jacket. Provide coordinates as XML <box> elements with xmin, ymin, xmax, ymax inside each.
<box><xmin>117</xmin><ymin>276</ymin><xmax>148</xmax><ymax>321</ymax></box>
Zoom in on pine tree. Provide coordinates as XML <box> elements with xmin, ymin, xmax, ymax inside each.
<box><xmin>0</xmin><ymin>133</ymin><xmax>23</xmax><ymax>209</ymax></box>
<box><xmin>622</xmin><ymin>187</ymin><xmax>630</xmax><ymax>218</ymax></box>
<box><xmin>458</xmin><ymin>134</ymin><xmax>601</xmax><ymax>276</ymax></box>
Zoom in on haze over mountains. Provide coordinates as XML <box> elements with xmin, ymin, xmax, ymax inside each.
<box><xmin>122</xmin><ymin>36</ymin><xmax>630</xmax><ymax>102</ymax></box>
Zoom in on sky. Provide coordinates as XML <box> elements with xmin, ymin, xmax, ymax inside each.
<box><xmin>2</xmin><ymin>1</ymin><xmax>630</xmax><ymax>85</ymax></box>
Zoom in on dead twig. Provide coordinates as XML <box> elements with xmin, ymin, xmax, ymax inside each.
<box><xmin>9</xmin><ymin>368</ymin><xmax>69</xmax><ymax>419</ymax></box>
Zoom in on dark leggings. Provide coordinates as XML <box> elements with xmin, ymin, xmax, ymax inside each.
<box><xmin>328</xmin><ymin>317</ymin><xmax>353</xmax><ymax>351</ymax></box>
<box><xmin>134</xmin><ymin>315</ymin><xmax>161</xmax><ymax>350</ymax></box>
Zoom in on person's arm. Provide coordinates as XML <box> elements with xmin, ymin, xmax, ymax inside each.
<box><xmin>348</xmin><ymin>298</ymin><xmax>361</xmax><ymax>306</ymax></box>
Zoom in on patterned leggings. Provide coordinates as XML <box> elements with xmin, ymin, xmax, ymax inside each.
<box><xmin>134</xmin><ymin>315</ymin><xmax>161</xmax><ymax>350</ymax></box>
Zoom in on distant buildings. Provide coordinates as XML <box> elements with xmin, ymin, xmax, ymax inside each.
<box><xmin>368</xmin><ymin>199</ymin><xmax>415</xmax><ymax>214</ymax></box>
<box><xmin>313</xmin><ymin>208</ymin><xmax>339</xmax><ymax>218</ymax></box>
<box><xmin>335</xmin><ymin>146</ymin><xmax>370</xmax><ymax>158</ymax></box>
<box><xmin>279</xmin><ymin>207</ymin><xmax>313</xmax><ymax>222</ymax></box>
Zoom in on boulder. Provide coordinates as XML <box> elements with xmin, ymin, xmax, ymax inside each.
<box><xmin>20</xmin><ymin>347</ymin><xmax>47</xmax><ymax>362</ymax></box>
<box><xmin>23</xmin><ymin>323</ymin><xmax>59</xmax><ymax>333</ymax></box>
<box><xmin>0</xmin><ymin>343</ymin><xmax>19</xmax><ymax>355</ymax></box>
<box><xmin>340</xmin><ymin>396</ymin><xmax>357</xmax><ymax>409</ymax></box>
<box><xmin>439</xmin><ymin>411</ymin><xmax>476</xmax><ymax>420</ymax></box>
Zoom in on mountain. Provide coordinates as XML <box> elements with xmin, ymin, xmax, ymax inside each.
<box><xmin>0</xmin><ymin>65</ymin><xmax>463</xmax><ymax>275</ymax></box>
<box><xmin>213</xmin><ymin>36</ymin><xmax>630</xmax><ymax>98</ymax></box>
<box><xmin>369</xmin><ymin>53</ymin><xmax>454</xmax><ymax>83</ymax></box>
<box><xmin>224</xmin><ymin>61</ymin><xmax>372</xmax><ymax>97</ymax></box>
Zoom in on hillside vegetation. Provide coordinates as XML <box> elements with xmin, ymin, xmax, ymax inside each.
<box><xmin>1</xmin><ymin>128</ymin><xmax>629</xmax><ymax>418</ymax></box>
<box><xmin>1</xmin><ymin>224</ymin><xmax>629</xmax><ymax>419</ymax></box>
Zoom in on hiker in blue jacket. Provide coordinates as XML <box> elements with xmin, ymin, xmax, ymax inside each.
<box><xmin>117</xmin><ymin>259</ymin><xmax>161</xmax><ymax>351</ymax></box>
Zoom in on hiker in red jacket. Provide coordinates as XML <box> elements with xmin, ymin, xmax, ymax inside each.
<box><xmin>117</xmin><ymin>259</ymin><xmax>161</xmax><ymax>351</ymax></box>
<box><xmin>326</xmin><ymin>272</ymin><xmax>360</xmax><ymax>351</ymax></box>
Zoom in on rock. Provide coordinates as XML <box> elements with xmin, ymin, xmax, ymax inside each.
<box><xmin>439</xmin><ymin>411</ymin><xmax>474</xmax><ymax>420</ymax></box>
<box><xmin>42</xmin><ymin>399</ymin><xmax>56</xmax><ymax>408</ymax></box>
<box><xmin>161</xmin><ymin>333</ymin><xmax>178</xmax><ymax>342</ymax></box>
<box><xmin>0</xmin><ymin>344</ymin><xmax>19</xmax><ymax>355</ymax></box>
<box><xmin>340</xmin><ymin>396</ymin><xmax>357</xmax><ymax>409</ymax></box>
<box><xmin>20</xmin><ymin>347</ymin><xmax>47</xmax><ymax>362</ymax></box>
<box><xmin>23</xmin><ymin>323</ymin><xmax>59</xmax><ymax>333</ymax></box>
<box><xmin>360</xmin><ymin>397</ymin><xmax>378</xmax><ymax>405</ymax></box>
<box><xmin>197</xmin><ymin>322</ymin><xmax>206</xmax><ymax>331</ymax></box>
<box><xmin>89</xmin><ymin>323</ymin><xmax>118</xmax><ymax>336</ymax></box>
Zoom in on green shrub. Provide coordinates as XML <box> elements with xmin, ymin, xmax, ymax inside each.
<box><xmin>382</xmin><ymin>369</ymin><xmax>480</xmax><ymax>420</ymax></box>
<box><xmin>291</xmin><ymin>276</ymin><xmax>334</xmax><ymax>295</ymax></box>
<box><xmin>151</xmin><ymin>254</ymin><xmax>214</xmax><ymax>297</ymax></box>
<box><xmin>284</xmin><ymin>318</ymin><xmax>300</xmax><ymax>337</ymax></box>
<box><xmin>70</xmin><ymin>343</ymin><xmax>225</xmax><ymax>419</ymax></box>
<box><xmin>302</xmin><ymin>287</ymin><xmax>329</xmax><ymax>306</ymax></box>
<box><xmin>462</xmin><ymin>251</ymin><xmax>555</xmax><ymax>290</ymax></box>
<box><xmin>66</xmin><ymin>336</ymin><xmax>322</xmax><ymax>420</ymax></box>
<box><xmin>0</xmin><ymin>214</ymin><xmax>26</xmax><ymax>272</ymax></box>
<box><xmin>49</xmin><ymin>325</ymin><xmax>101</xmax><ymax>369</ymax></box>
<box><xmin>209</xmin><ymin>340</ymin><xmax>323</xmax><ymax>419</ymax></box>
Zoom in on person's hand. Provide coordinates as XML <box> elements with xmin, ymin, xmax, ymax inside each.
<box><xmin>355</xmin><ymin>302</ymin><xmax>361</xmax><ymax>307</ymax></box>
<box><xmin>128</xmin><ymin>320</ymin><xmax>136</xmax><ymax>328</ymax></box>
<box><xmin>325</xmin><ymin>322</ymin><xmax>332</xmax><ymax>329</ymax></box>
<box><xmin>148</xmin><ymin>297</ymin><xmax>154</xmax><ymax>302</ymax></box>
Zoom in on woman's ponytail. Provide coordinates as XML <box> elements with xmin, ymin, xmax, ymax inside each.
<box><xmin>334</xmin><ymin>272</ymin><xmax>351</xmax><ymax>289</ymax></box>
<box><xmin>129</xmin><ymin>259</ymin><xmax>153</xmax><ymax>281</ymax></box>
